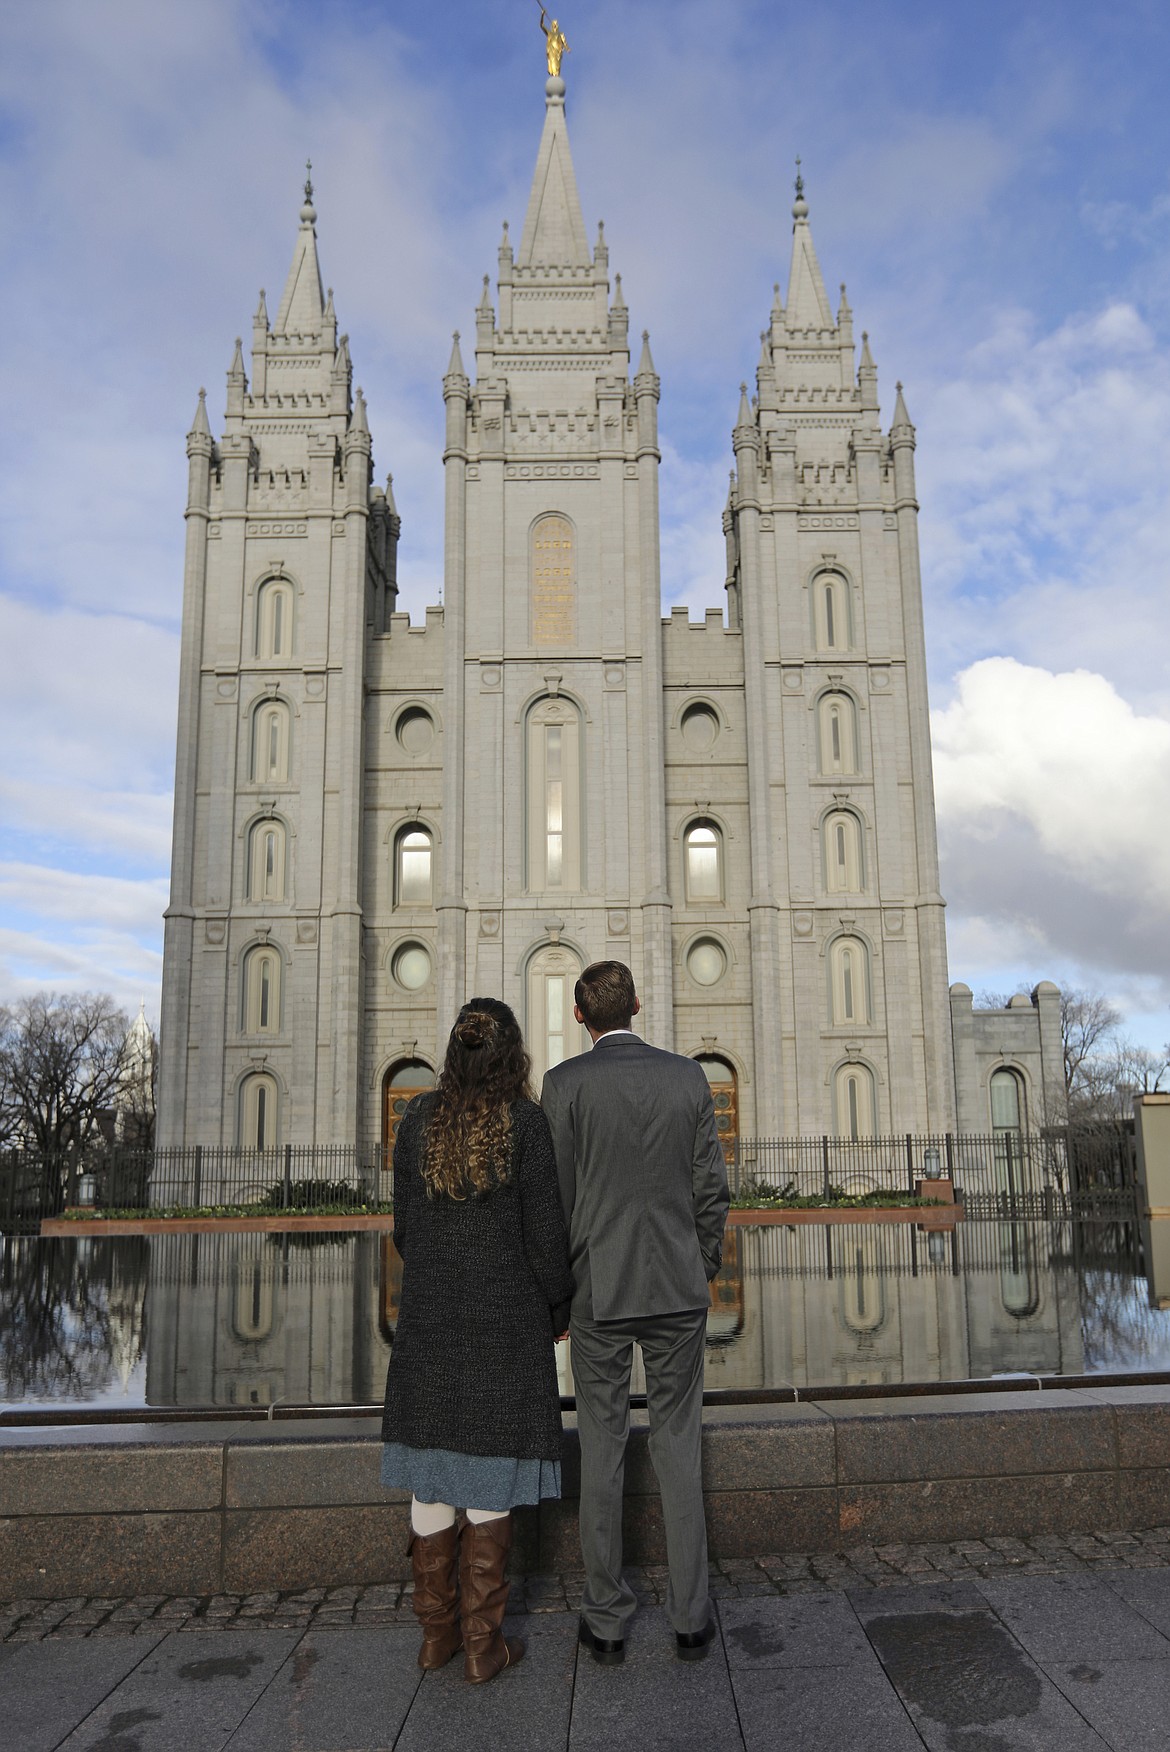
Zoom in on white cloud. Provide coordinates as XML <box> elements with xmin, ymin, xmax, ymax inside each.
<box><xmin>934</xmin><ymin>659</ymin><xmax>1170</xmax><ymax>1017</ymax></box>
<box><xmin>915</xmin><ymin>302</ymin><xmax>1170</xmax><ymax>709</ymax></box>
<box><xmin>0</xmin><ymin>867</ymin><xmax>168</xmax><ymax>1018</ymax></box>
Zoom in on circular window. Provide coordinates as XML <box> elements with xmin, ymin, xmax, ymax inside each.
<box><xmin>686</xmin><ymin>938</ymin><xmax>727</xmax><ymax>987</ymax></box>
<box><xmin>396</xmin><ymin>707</ymin><xmax>435</xmax><ymax>755</ymax></box>
<box><xmin>680</xmin><ymin>703</ymin><xmax>719</xmax><ymax>752</ymax></box>
<box><xmin>392</xmin><ymin>942</ymin><xmax>432</xmax><ymax>991</ymax></box>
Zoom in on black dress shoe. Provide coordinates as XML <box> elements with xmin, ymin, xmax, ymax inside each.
<box><xmin>578</xmin><ymin>1618</ymin><xmax>625</xmax><ymax>1665</ymax></box>
<box><xmin>675</xmin><ymin>1618</ymin><xmax>716</xmax><ymax>1662</ymax></box>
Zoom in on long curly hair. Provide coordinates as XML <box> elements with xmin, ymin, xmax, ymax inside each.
<box><xmin>422</xmin><ymin>997</ymin><xmax>535</xmax><ymax>1199</ymax></box>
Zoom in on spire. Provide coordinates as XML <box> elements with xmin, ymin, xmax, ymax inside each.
<box><xmin>891</xmin><ymin>380</ymin><xmax>914</xmax><ymax>434</ymax></box>
<box><xmin>736</xmin><ymin>380</ymin><xmax>753</xmax><ymax>427</ymax></box>
<box><xmin>385</xmin><ymin>472</ymin><xmax>399</xmax><ymax>516</ymax></box>
<box><xmin>253</xmin><ymin>288</ymin><xmax>268</xmax><ymax>327</ymax></box>
<box><xmin>227</xmin><ymin>336</ymin><xmax>246</xmax><ymax>383</ymax></box>
<box><xmin>858</xmin><ymin>329</ymin><xmax>879</xmax><ymax>413</ymax></box>
<box><xmin>517</xmin><ymin>80</ymin><xmax>591</xmax><ymax>267</ymax></box>
<box><xmin>273</xmin><ymin>161</ymin><xmax>326</xmax><ymax>336</ymax></box>
<box><xmin>446</xmin><ymin>330</ymin><xmax>466</xmax><ymax>377</ymax></box>
<box><xmin>785</xmin><ymin>160</ymin><xmax>833</xmax><ymax>330</ymax></box>
<box><xmin>189</xmin><ymin>388</ymin><xmax>211</xmax><ymax>439</ymax></box>
<box><xmin>351</xmin><ymin>386</ymin><xmax>369</xmax><ymax>435</ymax></box>
<box><xmin>636</xmin><ymin>329</ymin><xmax>656</xmax><ymax>376</ymax></box>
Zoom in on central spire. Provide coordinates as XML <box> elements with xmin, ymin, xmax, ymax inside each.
<box><xmin>273</xmin><ymin>161</ymin><xmax>326</xmax><ymax>337</ymax></box>
<box><xmin>517</xmin><ymin>77</ymin><xmax>591</xmax><ymax>268</ymax></box>
<box><xmin>785</xmin><ymin>161</ymin><xmax>833</xmax><ymax>331</ymax></box>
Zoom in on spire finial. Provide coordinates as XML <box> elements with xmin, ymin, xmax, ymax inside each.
<box><xmin>300</xmin><ymin>159</ymin><xmax>317</xmax><ymax>225</ymax></box>
<box><xmin>792</xmin><ymin>156</ymin><xmax>808</xmax><ymax>221</ymax></box>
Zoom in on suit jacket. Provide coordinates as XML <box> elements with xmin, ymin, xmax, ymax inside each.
<box><xmin>541</xmin><ymin>1032</ymin><xmax>730</xmax><ymax>1322</ymax></box>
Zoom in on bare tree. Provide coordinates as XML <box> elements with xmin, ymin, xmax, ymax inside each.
<box><xmin>0</xmin><ymin>993</ymin><xmax>132</xmax><ymax>1162</ymax></box>
<box><xmin>1060</xmin><ymin>989</ymin><xmax>1123</xmax><ymax>1109</ymax></box>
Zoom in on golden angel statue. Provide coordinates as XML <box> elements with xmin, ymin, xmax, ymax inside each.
<box><xmin>539</xmin><ymin>5</ymin><xmax>569</xmax><ymax>77</ymax></box>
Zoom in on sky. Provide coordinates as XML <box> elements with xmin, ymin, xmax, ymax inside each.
<box><xmin>1</xmin><ymin>0</ymin><xmax>1168</xmax><ymax>1052</ymax></box>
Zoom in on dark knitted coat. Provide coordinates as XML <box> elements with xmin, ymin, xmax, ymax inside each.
<box><xmin>380</xmin><ymin>1094</ymin><xmax>574</xmax><ymax>1462</ymax></box>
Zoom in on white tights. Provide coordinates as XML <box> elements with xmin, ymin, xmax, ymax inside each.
<box><xmin>410</xmin><ymin>1495</ymin><xmax>507</xmax><ymax>1535</ymax></box>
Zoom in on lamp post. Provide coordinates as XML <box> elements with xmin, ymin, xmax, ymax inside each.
<box><xmin>922</xmin><ymin>1145</ymin><xmax>942</xmax><ymax>1180</ymax></box>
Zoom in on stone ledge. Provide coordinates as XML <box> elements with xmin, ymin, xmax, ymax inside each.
<box><xmin>2</xmin><ymin>1390</ymin><xmax>1168</xmax><ymax>1597</ymax></box>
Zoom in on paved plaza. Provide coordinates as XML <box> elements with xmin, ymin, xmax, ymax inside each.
<box><xmin>7</xmin><ymin>1531</ymin><xmax>1170</xmax><ymax>1748</ymax></box>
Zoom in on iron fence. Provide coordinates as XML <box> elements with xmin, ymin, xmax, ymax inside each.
<box><xmin>729</xmin><ymin>1127</ymin><xmax>1136</xmax><ymax>1213</ymax></box>
<box><xmin>0</xmin><ymin>1124</ymin><xmax>1138</xmax><ymax>1235</ymax></box>
<box><xmin>0</xmin><ymin>1144</ymin><xmax>393</xmax><ymax>1233</ymax></box>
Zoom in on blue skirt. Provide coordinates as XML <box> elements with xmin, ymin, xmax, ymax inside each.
<box><xmin>381</xmin><ymin>1441</ymin><xmax>561</xmax><ymax>1510</ymax></box>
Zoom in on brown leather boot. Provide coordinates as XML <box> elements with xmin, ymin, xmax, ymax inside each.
<box><xmin>408</xmin><ymin>1523</ymin><xmax>462</xmax><ymax>1670</ymax></box>
<box><xmin>459</xmin><ymin>1513</ymin><xmax>526</xmax><ymax>1683</ymax></box>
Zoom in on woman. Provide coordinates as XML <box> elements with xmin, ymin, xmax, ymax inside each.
<box><xmin>381</xmin><ymin>998</ymin><xmax>573</xmax><ymax>1684</ymax></box>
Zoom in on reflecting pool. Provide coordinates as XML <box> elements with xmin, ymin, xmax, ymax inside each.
<box><xmin>3</xmin><ymin>1219</ymin><xmax>1168</xmax><ymax>1412</ymax></box>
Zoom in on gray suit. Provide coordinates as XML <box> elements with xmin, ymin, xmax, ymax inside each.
<box><xmin>542</xmin><ymin>1032</ymin><xmax>730</xmax><ymax>1637</ymax></box>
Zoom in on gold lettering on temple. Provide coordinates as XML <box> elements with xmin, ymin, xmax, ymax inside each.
<box><xmin>532</xmin><ymin>513</ymin><xmax>576</xmax><ymax>646</ymax></box>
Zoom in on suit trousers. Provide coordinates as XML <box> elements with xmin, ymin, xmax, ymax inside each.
<box><xmin>570</xmin><ymin>1306</ymin><xmax>709</xmax><ymax>1637</ymax></box>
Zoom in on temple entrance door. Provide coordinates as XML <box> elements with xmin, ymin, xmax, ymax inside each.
<box><xmin>382</xmin><ymin>1059</ymin><xmax>436</xmax><ymax>1160</ymax></box>
<box><xmin>380</xmin><ymin>1059</ymin><xmax>436</xmax><ymax>1344</ymax></box>
<box><xmin>697</xmin><ymin>1056</ymin><xmax>739</xmax><ymax>1166</ymax></box>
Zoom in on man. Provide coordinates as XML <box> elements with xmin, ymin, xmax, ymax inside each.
<box><xmin>541</xmin><ymin>960</ymin><xmax>730</xmax><ymax>1665</ymax></box>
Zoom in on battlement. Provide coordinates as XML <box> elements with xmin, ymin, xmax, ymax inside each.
<box><xmin>661</xmin><ymin>604</ymin><xmax>743</xmax><ymax>684</ymax></box>
<box><xmin>368</xmin><ymin>606</ymin><xmax>444</xmax><ymax>688</ymax></box>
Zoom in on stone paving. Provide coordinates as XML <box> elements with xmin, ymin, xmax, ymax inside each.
<box><xmin>5</xmin><ymin>1527</ymin><xmax>1170</xmax><ymax>1643</ymax></box>
<box><xmin>9</xmin><ymin>1534</ymin><xmax>1170</xmax><ymax>1749</ymax></box>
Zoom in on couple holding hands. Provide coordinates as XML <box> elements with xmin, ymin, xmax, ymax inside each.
<box><xmin>380</xmin><ymin>960</ymin><xmax>731</xmax><ymax>1684</ymax></box>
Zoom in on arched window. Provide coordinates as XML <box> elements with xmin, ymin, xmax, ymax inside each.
<box><xmin>526</xmin><ymin>696</ymin><xmax>582</xmax><ymax>892</ymax></box>
<box><xmin>834</xmin><ymin>1062</ymin><xmax>875</xmax><ymax>1140</ymax></box>
<box><xmin>829</xmin><ymin>936</ymin><xmax>870</xmax><ymax>1026</ymax></box>
<box><xmin>252</xmin><ymin>699</ymin><xmax>290</xmax><ymax>783</ymax></box>
<box><xmin>991</xmin><ymin>1068</ymin><xmax>1025</xmax><ymax>1135</ymax></box>
<box><xmin>394</xmin><ymin>826</ymin><xmax>433</xmax><ymax>908</ymax></box>
<box><xmin>823</xmin><ymin>811</ymin><xmax>864</xmax><ymax>893</ymax></box>
<box><xmin>243</xmin><ymin>944</ymin><xmax>281</xmax><ymax>1034</ymax></box>
<box><xmin>238</xmin><ymin>1072</ymin><xmax>279</xmax><ymax>1149</ymax></box>
<box><xmin>256</xmin><ymin>579</ymin><xmax>294</xmax><ymax>659</ymax></box>
<box><xmin>527</xmin><ymin>944</ymin><xmax>586</xmax><ymax>1083</ymax></box>
<box><xmin>817</xmin><ymin>692</ymin><xmax>859</xmax><ymax>775</ymax></box>
<box><xmin>247</xmin><ymin>818</ymin><xmax>287</xmax><ymax>903</ymax></box>
<box><xmin>684</xmin><ymin>821</ymin><xmax>723</xmax><ymax>903</ymax></box>
<box><xmin>813</xmin><ymin>572</ymin><xmax>851</xmax><ymax>651</ymax></box>
<box><xmin>530</xmin><ymin>513</ymin><xmax>576</xmax><ymax>647</ymax></box>
<box><xmin>991</xmin><ymin>1068</ymin><xmax>1027</xmax><ymax>1198</ymax></box>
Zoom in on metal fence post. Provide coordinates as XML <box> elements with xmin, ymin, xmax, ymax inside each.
<box><xmin>282</xmin><ymin>1142</ymin><xmax>293</xmax><ymax>1210</ymax></box>
<box><xmin>192</xmin><ymin>1145</ymin><xmax>203</xmax><ymax>1209</ymax></box>
<box><xmin>821</xmin><ymin>1135</ymin><xmax>831</xmax><ymax>1201</ymax></box>
<box><xmin>905</xmin><ymin>1132</ymin><xmax>915</xmax><ymax>1195</ymax></box>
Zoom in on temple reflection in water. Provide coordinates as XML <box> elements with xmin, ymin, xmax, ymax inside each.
<box><xmin>9</xmin><ymin>1215</ymin><xmax>1170</xmax><ymax>1411</ymax></box>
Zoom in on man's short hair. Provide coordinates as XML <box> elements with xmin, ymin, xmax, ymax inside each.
<box><xmin>575</xmin><ymin>960</ymin><xmax>637</xmax><ymax>1033</ymax></box>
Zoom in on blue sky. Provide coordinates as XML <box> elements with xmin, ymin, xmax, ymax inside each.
<box><xmin>2</xmin><ymin>0</ymin><xmax>1168</xmax><ymax>1050</ymax></box>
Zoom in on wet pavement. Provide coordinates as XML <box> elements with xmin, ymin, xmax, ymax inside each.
<box><xmin>8</xmin><ymin>1534</ymin><xmax>1170</xmax><ymax>1748</ymax></box>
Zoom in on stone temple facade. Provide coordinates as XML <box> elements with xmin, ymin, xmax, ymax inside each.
<box><xmin>157</xmin><ymin>72</ymin><xmax>1063</xmax><ymax>1156</ymax></box>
